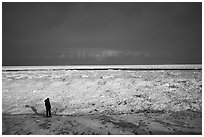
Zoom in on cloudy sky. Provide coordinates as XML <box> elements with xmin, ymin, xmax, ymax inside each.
<box><xmin>2</xmin><ymin>2</ymin><xmax>202</xmax><ymax>65</ymax></box>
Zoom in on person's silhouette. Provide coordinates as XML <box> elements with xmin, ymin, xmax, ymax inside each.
<box><xmin>44</xmin><ymin>98</ymin><xmax>51</xmax><ymax>117</ymax></box>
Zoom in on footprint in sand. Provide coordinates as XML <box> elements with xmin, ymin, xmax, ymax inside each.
<box><xmin>81</xmin><ymin>132</ymin><xmax>85</xmax><ymax>135</ymax></box>
<box><xmin>27</xmin><ymin>132</ymin><xmax>32</xmax><ymax>135</ymax></box>
<box><xmin>38</xmin><ymin>120</ymin><xmax>52</xmax><ymax>129</ymax></box>
<box><xmin>132</xmin><ymin>130</ymin><xmax>138</xmax><ymax>135</ymax></box>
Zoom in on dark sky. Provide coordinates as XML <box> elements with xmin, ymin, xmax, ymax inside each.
<box><xmin>2</xmin><ymin>2</ymin><xmax>202</xmax><ymax>65</ymax></box>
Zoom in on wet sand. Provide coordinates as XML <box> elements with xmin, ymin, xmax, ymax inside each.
<box><xmin>2</xmin><ymin>111</ymin><xmax>202</xmax><ymax>135</ymax></box>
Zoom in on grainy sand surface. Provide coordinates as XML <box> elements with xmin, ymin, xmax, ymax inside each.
<box><xmin>2</xmin><ymin>67</ymin><xmax>202</xmax><ymax>135</ymax></box>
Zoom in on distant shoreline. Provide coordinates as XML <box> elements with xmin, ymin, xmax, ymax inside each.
<box><xmin>2</xmin><ymin>64</ymin><xmax>202</xmax><ymax>71</ymax></box>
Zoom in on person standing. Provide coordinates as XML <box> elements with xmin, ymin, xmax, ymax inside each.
<box><xmin>44</xmin><ymin>98</ymin><xmax>51</xmax><ymax>117</ymax></box>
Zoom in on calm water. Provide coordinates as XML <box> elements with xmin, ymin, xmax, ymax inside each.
<box><xmin>2</xmin><ymin>64</ymin><xmax>202</xmax><ymax>71</ymax></box>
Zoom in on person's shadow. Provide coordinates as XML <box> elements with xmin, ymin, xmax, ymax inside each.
<box><xmin>25</xmin><ymin>105</ymin><xmax>44</xmax><ymax>116</ymax></box>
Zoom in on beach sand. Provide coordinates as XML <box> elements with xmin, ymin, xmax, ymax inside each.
<box><xmin>2</xmin><ymin>68</ymin><xmax>202</xmax><ymax>135</ymax></box>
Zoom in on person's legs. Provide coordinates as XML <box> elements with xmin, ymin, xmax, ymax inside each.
<box><xmin>48</xmin><ymin>109</ymin><xmax>51</xmax><ymax>117</ymax></box>
<box><xmin>46</xmin><ymin>109</ymin><xmax>48</xmax><ymax>117</ymax></box>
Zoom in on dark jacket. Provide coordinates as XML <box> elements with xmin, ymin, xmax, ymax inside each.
<box><xmin>44</xmin><ymin>98</ymin><xmax>51</xmax><ymax>110</ymax></box>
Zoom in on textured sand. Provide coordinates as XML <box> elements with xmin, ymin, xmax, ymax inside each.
<box><xmin>2</xmin><ymin>68</ymin><xmax>202</xmax><ymax>135</ymax></box>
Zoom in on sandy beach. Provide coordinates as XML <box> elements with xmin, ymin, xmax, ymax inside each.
<box><xmin>2</xmin><ymin>66</ymin><xmax>202</xmax><ymax>135</ymax></box>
